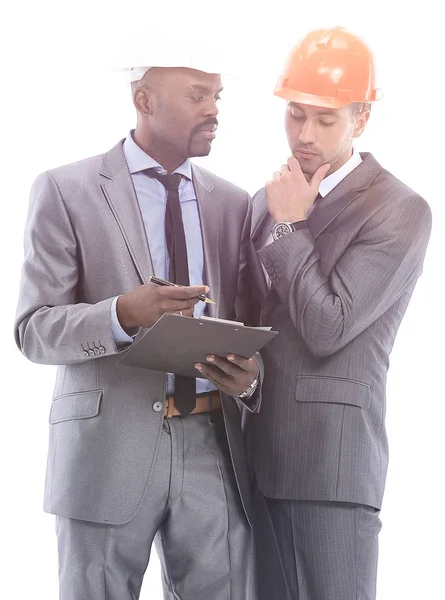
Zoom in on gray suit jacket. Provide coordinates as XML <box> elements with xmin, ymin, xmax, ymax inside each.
<box><xmin>15</xmin><ymin>140</ymin><xmax>258</xmax><ymax>525</ymax></box>
<box><xmin>246</xmin><ymin>153</ymin><xmax>431</xmax><ymax>509</ymax></box>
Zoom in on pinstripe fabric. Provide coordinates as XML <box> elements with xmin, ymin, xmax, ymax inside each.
<box><xmin>260</xmin><ymin>497</ymin><xmax>381</xmax><ymax>600</ymax></box>
<box><xmin>247</xmin><ymin>153</ymin><xmax>432</xmax><ymax>509</ymax></box>
<box><xmin>251</xmin><ymin>479</ymin><xmax>291</xmax><ymax>600</ymax></box>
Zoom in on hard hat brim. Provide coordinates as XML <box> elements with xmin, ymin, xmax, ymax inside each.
<box><xmin>117</xmin><ymin>64</ymin><xmax>234</xmax><ymax>86</ymax></box>
<box><xmin>274</xmin><ymin>86</ymin><xmax>382</xmax><ymax>109</ymax></box>
<box><xmin>274</xmin><ymin>87</ymin><xmax>348</xmax><ymax>109</ymax></box>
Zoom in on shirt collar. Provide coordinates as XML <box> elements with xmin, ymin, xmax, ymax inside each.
<box><xmin>123</xmin><ymin>131</ymin><xmax>192</xmax><ymax>180</ymax></box>
<box><xmin>318</xmin><ymin>147</ymin><xmax>362</xmax><ymax>198</ymax></box>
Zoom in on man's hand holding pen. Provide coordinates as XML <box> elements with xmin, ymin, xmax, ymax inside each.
<box><xmin>148</xmin><ymin>276</ymin><xmax>216</xmax><ymax>304</ymax></box>
<box><xmin>117</xmin><ymin>282</ymin><xmax>210</xmax><ymax>330</ymax></box>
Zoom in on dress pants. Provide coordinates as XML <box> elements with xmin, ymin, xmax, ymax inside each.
<box><xmin>253</xmin><ymin>486</ymin><xmax>381</xmax><ymax>600</ymax></box>
<box><xmin>56</xmin><ymin>411</ymin><xmax>252</xmax><ymax>600</ymax></box>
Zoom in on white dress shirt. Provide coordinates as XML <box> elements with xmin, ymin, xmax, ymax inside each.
<box><xmin>111</xmin><ymin>132</ymin><xmax>215</xmax><ymax>395</ymax></box>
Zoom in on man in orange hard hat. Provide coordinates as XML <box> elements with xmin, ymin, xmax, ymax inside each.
<box><xmin>246</xmin><ymin>27</ymin><xmax>432</xmax><ymax>599</ymax></box>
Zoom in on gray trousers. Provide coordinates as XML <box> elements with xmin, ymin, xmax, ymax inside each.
<box><xmin>253</xmin><ymin>487</ymin><xmax>381</xmax><ymax>600</ymax></box>
<box><xmin>56</xmin><ymin>411</ymin><xmax>252</xmax><ymax>600</ymax></box>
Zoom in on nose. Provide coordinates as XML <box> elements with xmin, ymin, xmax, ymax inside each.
<box><xmin>203</xmin><ymin>98</ymin><xmax>219</xmax><ymax>117</ymax></box>
<box><xmin>299</xmin><ymin>119</ymin><xmax>316</xmax><ymax>145</ymax></box>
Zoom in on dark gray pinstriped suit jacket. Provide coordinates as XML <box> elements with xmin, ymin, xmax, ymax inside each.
<box><xmin>246</xmin><ymin>153</ymin><xmax>431</xmax><ymax>509</ymax></box>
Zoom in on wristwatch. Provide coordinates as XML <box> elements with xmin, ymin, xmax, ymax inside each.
<box><xmin>272</xmin><ymin>221</ymin><xmax>298</xmax><ymax>241</ymax></box>
<box><xmin>237</xmin><ymin>375</ymin><xmax>259</xmax><ymax>400</ymax></box>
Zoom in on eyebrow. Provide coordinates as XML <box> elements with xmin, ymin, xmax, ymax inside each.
<box><xmin>290</xmin><ymin>102</ymin><xmax>338</xmax><ymax>117</ymax></box>
<box><xmin>187</xmin><ymin>84</ymin><xmax>224</xmax><ymax>93</ymax></box>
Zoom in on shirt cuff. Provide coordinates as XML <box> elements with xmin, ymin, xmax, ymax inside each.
<box><xmin>111</xmin><ymin>296</ymin><xmax>136</xmax><ymax>344</ymax></box>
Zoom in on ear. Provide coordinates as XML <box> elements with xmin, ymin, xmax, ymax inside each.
<box><xmin>133</xmin><ymin>87</ymin><xmax>152</xmax><ymax>117</ymax></box>
<box><xmin>352</xmin><ymin>107</ymin><xmax>370</xmax><ymax>139</ymax></box>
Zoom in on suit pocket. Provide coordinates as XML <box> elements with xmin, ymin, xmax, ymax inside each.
<box><xmin>49</xmin><ymin>390</ymin><xmax>103</xmax><ymax>424</ymax></box>
<box><xmin>295</xmin><ymin>375</ymin><xmax>370</xmax><ymax>410</ymax></box>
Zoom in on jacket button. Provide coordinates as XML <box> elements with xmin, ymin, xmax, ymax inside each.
<box><xmin>83</xmin><ymin>351</ymin><xmax>89</xmax><ymax>357</ymax></box>
<box><xmin>99</xmin><ymin>346</ymin><xmax>106</xmax><ymax>354</ymax></box>
<box><xmin>88</xmin><ymin>349</ymin><xmax>95</xmax><ymax>357</ymax></box>
<box><xmin>93</xmin><ymin>347</ymin><xmax>100</xmax><ymax>355</ymax></box>
<box><xmin>152</xmin><ymin>401</ymin><xmax>163</xmax><ymax>412</ymax></box>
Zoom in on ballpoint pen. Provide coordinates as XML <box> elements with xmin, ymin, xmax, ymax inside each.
<box><xmin>148</xmin><ymin>275</ymin><xmax>216</xmax><ymax>304</ymax></box>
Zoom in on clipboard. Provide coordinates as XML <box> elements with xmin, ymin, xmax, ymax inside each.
<box><xmin>118</xmin><ymin>313</ymin><xmax>278</xmax><ymax>377</ymax></box>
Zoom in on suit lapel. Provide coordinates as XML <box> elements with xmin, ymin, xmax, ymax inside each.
<box><xmin>100</xmin><ymin>140</ymin><xmax>154</xmax><ymax>285</ymax></box>
<box><xmin>191</xmin><ymin>165</ymin><xmax>219</xmax><ymax>317</ymax></box>
<box><xmin>308</xmin><ymin>153</ymin><xmax>382</xmax><ymax>238</ymax></box>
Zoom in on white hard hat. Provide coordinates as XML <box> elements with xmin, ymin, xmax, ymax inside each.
<box><xmin>117</xmin><ymin>37</ymin><xmax>227</xmax><ymax>84</ymax></box>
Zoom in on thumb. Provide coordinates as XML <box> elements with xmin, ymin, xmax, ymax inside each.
<box><xmin>310</xmin><ymin>163</ymin><xmax>330</xmax><ymax>190</ymax></box>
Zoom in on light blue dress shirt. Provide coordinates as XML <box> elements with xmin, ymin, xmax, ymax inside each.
<box><xmin>111</xmin><ymin>132</ymin><xmax>215</xmax><ymax>395</ymax></box>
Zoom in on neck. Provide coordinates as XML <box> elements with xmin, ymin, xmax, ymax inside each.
<box><xmin>132</xmin><ymin>128</ymin><xmax>185</xmax><ymax>173</ymax></box>
<box><xmin>325</xmin><ymin>146</ymin><xmax>354</xmax><ymax>178</ymax></box>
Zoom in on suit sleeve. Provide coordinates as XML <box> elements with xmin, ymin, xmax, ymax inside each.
<box><xmin>258</xmin><ymin>193</ymin><xmax>432</xmax><ymax>357</ymax></box>
<box><xmin>14</xmin><ymin>172</ymin><xmax>123</xmax><ymax>365</ymax></box>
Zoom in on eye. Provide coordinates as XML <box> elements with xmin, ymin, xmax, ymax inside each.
<box><xmin>290</xmin><ymin>109</ymin><xmax>304</xmax><ymax>120</ymax></box>
<box><xmin>190</xmin><ymin>95</ymin><xmax>205</xmax><ymax>102</ymax></box>
<box><xmin>320</xmin><ymin>120</ymin><xmax>335</xmax><ymax>127</ymax></box>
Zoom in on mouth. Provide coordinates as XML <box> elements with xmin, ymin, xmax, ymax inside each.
<box><xmin>196</xmin><ymin>123</ymin><xmax>218</xmax><ymax>140</ymax></box>
<box><xmin>295</xmin><ymin>149</ymin><xmax>318</xmax><ymax>158</ymax></box>
<box><xmin>199</xmin><ymin>130</ymin><xmax>217</xmax><ymax>140</ymax></box>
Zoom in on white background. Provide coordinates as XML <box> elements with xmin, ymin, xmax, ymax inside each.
<box><xmin>1</xmin><ymin>1</ymin><xmax>444</xmax><ymax>598</ymax></box>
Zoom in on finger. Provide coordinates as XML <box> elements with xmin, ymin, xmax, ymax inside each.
<box><xmin>205</xmin><ymin>354</ymin><xmax>244</xmax><ymax>378</ymax></box>
<box><xmin>310</xmin><ymin>163</ymin><xmax>331</xmax><ymax>190</ymax></box>
<box><xmin>155</xmin><ymin>284</ymin><xmax>209</xmax><ymax>299</ymax></box>
<box><xmin>226</xmin><ymin>355</ymin><xmax>259</xmax><ymax>374</ymax></box>
<box><xmin>288</xmin><ymin>157</ymin><xmax>309</xmax><ymax>182</ymax></box>
<box><xmin>288</xmin><ymin>155</ymin><xmax>303</xmax><ymax>169</ymax></box>
<box><xmin>280</xmin><ymin>164</ymin><xmax>290</xmax><ymax>175</ymax></box>
<box><xmin>272</xmin><ymin>171</ymin><xmax>282</xmax><ymax>181</ymax></box>
<box><xmin>160</xmin><ymin>298</ymin><xmax>200</xmax><ymax>311</ymax></box>
<box><xmin>195</xmin><ymin>361</ymin><xmax>257</xmax><ymax>397</ymax></box>
<box><xmin>195</xmin><ymin>363</ymin><xmax>231</xmax><ymax>387</ymax></box>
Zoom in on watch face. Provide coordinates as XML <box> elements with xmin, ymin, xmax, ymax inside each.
<box><xmin>273</xmin><ymin>222</ymin><xmax>293</xmax><ymax>240</ymax></box>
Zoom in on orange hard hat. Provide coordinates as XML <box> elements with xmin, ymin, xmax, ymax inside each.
<box><xmin>274</xmin><ymin>27</ymin><xmax>382</xmax><ymax>109</ymax></box>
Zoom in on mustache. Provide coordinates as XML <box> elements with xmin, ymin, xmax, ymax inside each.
<box><xmin>191</xmin><ymin>119</ymin><xmax>219</xmax><ymax>135</ymax></box>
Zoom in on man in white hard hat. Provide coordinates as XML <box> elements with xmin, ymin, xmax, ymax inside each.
<box><xmin>14</xmin><ymin>42</ymin><xmax>259</xmax><ymax>599</ymax></box>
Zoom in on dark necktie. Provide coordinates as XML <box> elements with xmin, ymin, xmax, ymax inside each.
<box><xmin>146</xmin><ymin>169</ymin><xmax>197</xmax><ymax>415</ymax></box>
